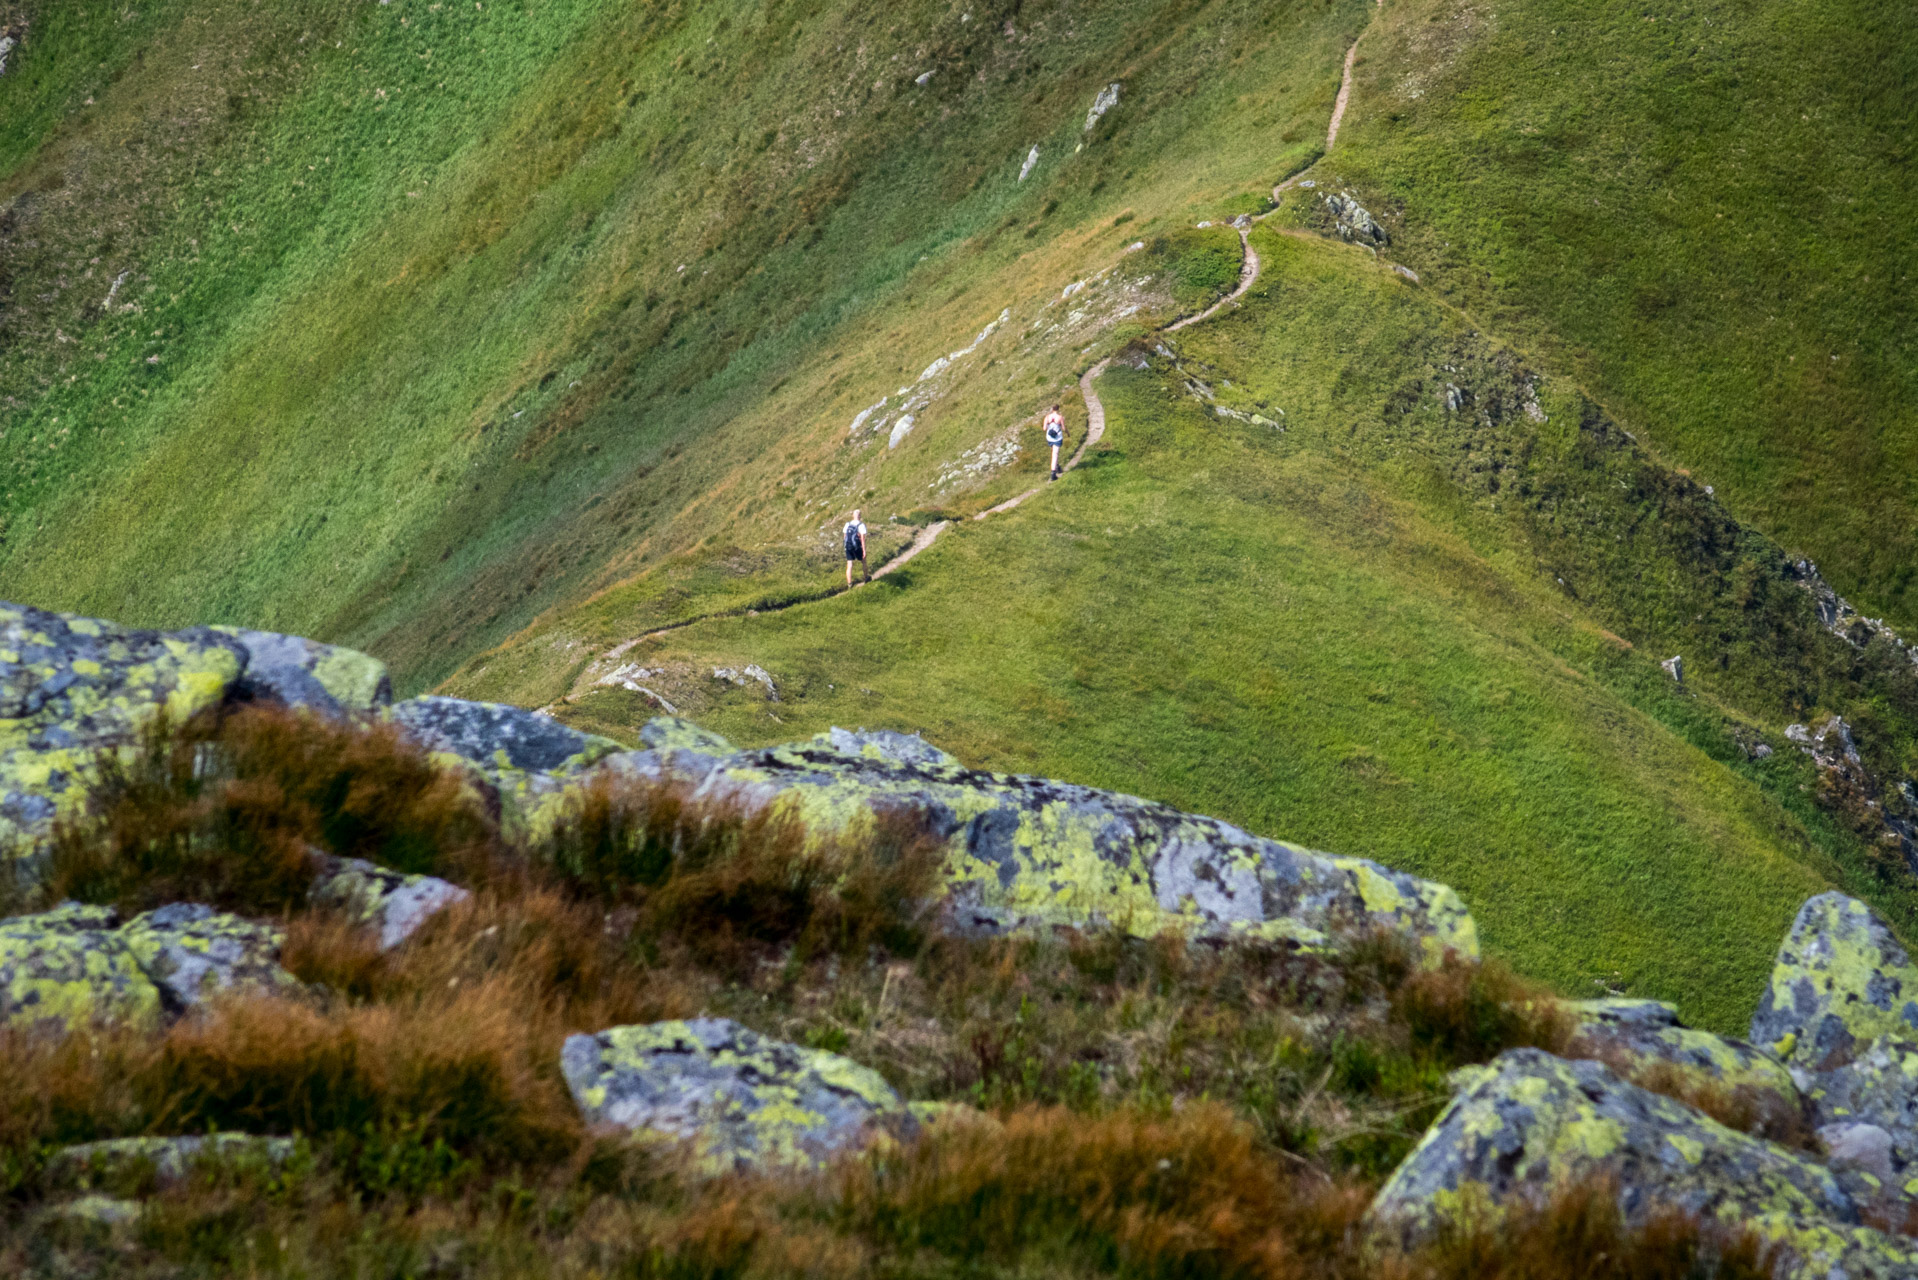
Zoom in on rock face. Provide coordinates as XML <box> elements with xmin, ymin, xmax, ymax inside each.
<box><xmin>312</xmin><ymin>855</ymin><xmax>469</xmax><ymax>950</ymax></box>
<box><xmin>121</xmin><ymin>903</ymin><xmax>299</xmax><ymax>1012</ymax></box>
<box><xmin>1</xmin><ymin>603</ymin><xmax>244</xmax><ymax>859</ymax></box>
<box><xmin>1751</xmin><ymin>892</ymin><xmax>1918</xmax><ymax>1216</ymax></box>
<box><xmin>387</xmin><ymin>695</ymin><xmax>623</xmax><ymax>842</ymax></box>
<box><xmin>215</xmin><ymin>627</ymin><xmax>391</xmax><ymax>715</ymax></box>
<box><xmin>1567</xmin><ymin>999</ymin><xmax>1798</xmax><ymax>1102</ymax></box>
<box><xmin>1321</xmin><ymin>192</ymin><xmax>1388</xmax><ymax>246</ymax></box>
<box><xmin>561</xmin><ymin>1017</ymin><xmax>911</xmax><ymax>1172</ymax></box>
<box><xmin>1369</xmin><ymin>1049</ymin><xmax>1915</xmax><ymax>1279</ymax></box>
<box><xmin>0</xmin><ymin>902</ymin><xmax>298</xmax><ymax>1033</ymax></box>
<box><xmin>0</xmin><ymin>903</ymin><xmax>162</xmax><ymax>1034</ymax></box>
<box><xmin>808</xmin><ymin>726</ymin><xmax>959</xmax><ymax>769</ymax></box>
<box><xmin>1750</xmin><ymin>892</ymin><xmax>1918</xmax><ymax>1072</ymax></box>
<box><xmin>603</xmin><ymin>721</ymin><xmax>1477</xmax><ymax>958</ymax></box>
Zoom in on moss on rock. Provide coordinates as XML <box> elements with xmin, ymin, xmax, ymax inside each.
<box><xmin>312</xmin><ymin>854</ymin><xmax>469</xmax><ymax>950</ymax></box>
<box><xmin>608</xmin><ymin>719</ymin><xmax>1477</xmax><ymax>959</ymax></box>
<box><xmin>559</xmin><ymin>1017</ymin><xmax>911</xmax><ymax>1173</ymax></box>
<box><xmin>45</xmin><ymin>1133</ymin><xmax>297</xmax><ymax>1195</ymax></box>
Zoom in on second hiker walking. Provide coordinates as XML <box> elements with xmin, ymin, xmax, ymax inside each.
<box><xmin>1044</xmin><ymin>404</ymin><xmax>1066</xmax><ymax>480</ymax></box>
<box><xmin>843</xmin><ymin>509</ymin><xmax>869</xmax><ymax>585</ymax></box>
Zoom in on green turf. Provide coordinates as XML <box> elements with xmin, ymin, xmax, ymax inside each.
<box><xmin>520</xmin><ymin>229</ymin><xmax>1910</xmax><ymax>1033</ymax></box>
<box><xmin>0</xmin><ymin>0</ymin><xmax>1362</xmax><ymax>687</ymax></box>
<box><xmin>1322</xmin><ymin>0</ymin><xmax>1918</xmax><ymax>630</ymax></box>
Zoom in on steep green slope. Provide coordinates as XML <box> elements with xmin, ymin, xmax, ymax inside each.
<box><xmin>0</xmin><ymin>0</ymin><xmax>1360</xmax><ymax>682</ymax></box>
<box><xmin>463</xmin><ymin>228</ymin><xmax>1905</xmax><ymax>1032</ymax></box>
<box><xmin>1326</xmin><ymin>0</ymin><xmax>1918</xmax><ymax>629</ymax></box>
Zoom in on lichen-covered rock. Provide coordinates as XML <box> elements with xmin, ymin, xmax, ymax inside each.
<box><xmin>0</xmin><ymin>903</ymin><xmax>161</xmax><ymax>1034</ymax></box>
<box><xmin>0</xmin><ymin>602</ymin><xmax>243</xmax><ymax>859</ymax></box>
<box><xmin>638</xmin><ymin>717</ymin><xmax>737</xmax><ymax>757</ymax></box>
<box><xmin>1798</xmin><ymin>1040</ymin><xmax>1918</xmax><ymax>1207</ymax></box>
<box><xmin>1750</xmin><ymin>892</ymin><xmax>1918</xmax><ymax>1072</ymax></box>
<box><xmin>809</xmin><ymin>726</ymin><xmax>960</xmax><ymax>769</ymax></box>
<box><xmin>388</xmin><ymin>696</ymin><xmax>621</xmax><ymax>776</ymax></box>
<box><xmin>45</xmin><ymin>1133</ymin><xmax>297</xmax><ymax>1193</ymax></box>
<box><xmin>1370</xmin><ymin>1049</ymin><xmax>1917</xmax><ymax>1279</ymax></box>
<box><xmin>312</xmin><ymin>855</ymin><xmax>469</xmax><ymax>950</ymax></box>
<box><xmin>214</xmin><ymin>627</ymin><xmax>391</xmax><ymax>715</ymax></box>
<box><xmin>1568</xmin><ymin>1005</ymin><xmax>1798</xmax><ymax>1101</ymax></box>
<box><xmin>43</xmin><ymin>1195</ymin><xmax>145</xmax><ymax>1228</ymax></box>
<box><xmin>618</xmin><ymin>721</ymin><xmax>1476</xmax><ymax>959</ymax></box>
<box><xmin>122</xmin><ymin>903</ymin><xmax>298</xmax><ymax>1011</ymax></box>
<box><xmin>560</xmin><ymin>1017</ymin><xmax>911</xmax><ymax>1173</ymax></box>
<box><xmin>1567</xmin><ymin>998</ymin><xmax>1681</xmax><ymax>1030</ymax></box>
<box><xmin>387</xmin><ymin>696</ymin><xmax>624</xmax><ymax>842</ymax></box>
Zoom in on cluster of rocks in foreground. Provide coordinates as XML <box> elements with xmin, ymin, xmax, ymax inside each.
<box><xmin>10</xmin><ymin>603</ymin><xmax>1918</xmax><ymax>1274</ymax></box>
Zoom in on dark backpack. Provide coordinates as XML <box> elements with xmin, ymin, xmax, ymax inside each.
<box><xmin>844</xmin><ymin>524</ymin><xmax>863</xmax><ymax>558</ymax></box>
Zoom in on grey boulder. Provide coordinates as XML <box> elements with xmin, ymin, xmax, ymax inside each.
<box><xmin>560</xmin><ymin>1017</ymin><xmax>911</xmax><ymax>1172</ymax></box>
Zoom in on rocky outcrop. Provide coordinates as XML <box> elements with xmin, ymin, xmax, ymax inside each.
<box><xmin>0</xmin><ymin>901</ymin><xmax>297</xmax><ymax>1033</ymax></box>
<box><xmin>1</xmin><ymin>604</ymin><xmax>244</xmax><ymax>859</ymax></box>
<box><xmin>1321</xmin><ymin>192</ymin><xmax>1388</xmax><ymax>246</ymax></box>
<box><xmin>386</xmin><ymin>695</ymin><xmax>623</xmax><ymax>843</ymax></box>
<box><xmin>121</xmin><ymin>903</ymin><xmax>299</xmax><ymax>1012</ymax></box>
<box><xmin>311</xmin><ymin>855</ymin><xmax>469</xmax><ymax>950</ymax></box>
<box><xmin>1369</xmin><ymin>1049</ymin><xmax>1916</xmax><ymax>1279</ymax></box>
<box><xmin>561</xmin><ymin>1017</ymin><xmax>912</xmax><ymax>1172</ymax></box>
<box><xmin>1750</xmin><ymin>893</ymin><xmax>1918</xmax><ymax>1072</ymax></box>
<box><xmin>1750</xmin><ymin>893</ymin><xmax>1918</xmax><ymax>1217</ymax></box>
<box><xmin>1567</xmin><ymin>998</ymin><xmax>1798</xmax><ymax>1106</ymax></box>
<box><xmin>1785</xmin><ymin>716</ymin><xmax>1917</xmax><ymax>875</ymax></box>
<box><xmin>214</xmin><ymin>626</ymin><xmax>391</xmax><ymax>715</ymax></box>
<box><xmin>0</xmin><ymin>903</ymin><xmax>163</xmax><ymax>1035</ymax></box>
<box><xmin>597</xmin><ymin>720</ymin><xmax>1478</xmax><ymax>958</ymax></box>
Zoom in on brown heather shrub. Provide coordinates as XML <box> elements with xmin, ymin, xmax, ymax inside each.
<box><xmin>1572</xmin><ymin>1051</ymin><xmax>1818</xmax><ymax>1153</ymax></box>
<box><xmin>835</xmin><ymin>1103</ymin><xmax>1373</xmax><ymax>1279</ymax></box>
<box><xmin>542</xmin><ymin>777</ymin><xmax>945</xmax><ymax>971</ymax></box>
<box><xmin>1393</xmin><ymin>1177</ymin><xmax>1779</xmax><ymax>1280</ymax></box>
<box><xmin>43</xmin><ymin>705</ymin><xmax>492</xmax><ymax>915</ymax></box>
<box><xmin>1391</xmin><ymin>951</ymin><xmax>1574</xmax><ymax>1067</ymax></box>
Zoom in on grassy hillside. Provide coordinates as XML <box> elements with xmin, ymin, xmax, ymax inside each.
<box><xmin>0</xmin><ymin>0</ymin><xmax>1361</xmax><ymax>684</ymax></box>
<box><xmin>1325</xmin><ymin>0</ymin><xmax>1918</xmax><ymax>630</ymax></box>
<box><xmin>5</xmin><ymin>0</ymin><xmax>1916</xmax><ymax>1027</ymax></box>
<box><xmin>476</xmin><ymin>228</ymin><xmax>1901</xmax><ymax>1033</ymax></box>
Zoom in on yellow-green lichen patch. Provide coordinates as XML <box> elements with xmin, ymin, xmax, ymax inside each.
<box><xmin>638</xmin><ymin>716</ymin><xmax>739</xmax><ymax>757</ymax></box>
<box><xmin>0</xmin><ymin>905</ymin><xmax>162</xmax><ymax>1035</ymax></box>
<box><xmin>636</xmin><ymin>720</ymin><xmax>1480</xmax><ymax>960</ymax></box>
<box><xmin>122</xmin><ymin>903</ymin><xmax>300</xmax><ymax>1011</ymax></box>
<box><xmin>1567</xmin><ymin>1016</ymin><xmax>1799</xmax><ymax>1109</ymax></box>
<box><xmin>1368</xmin><ymin>1048</ymin><xmax>1873</xmax><ymax>1268</ymax></box>
<box><xmin>1</xmin><ymin>604</ymin><xmax>244</xmax><ymax>862</ymax></box>
<box><xmin>558</xmin><ymin>1017</ymin><xmax>909</xmax><ymax>1173</ymax></box>
<box><xmin>1751</xmin><ymin>893</ymin><xmax>1918</xmax><ymax>1073</ymax></box>
<box><xmin>214</xmin><ymin>626</ymin><xmax>392</xmax><ymax>713</ymax></box>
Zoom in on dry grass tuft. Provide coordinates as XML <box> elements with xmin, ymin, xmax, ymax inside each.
<box><xmin>1390</xmin><ymin>950</ymin><xmax>1575</xmax><ymax>1067</ymax></box>
<box><xmin>541</xmin><ymin>777</ymin><xmax>945</xmax><ymax>972</ymax></box>
<box><xmin>1397</xmin><ymin>1176</ymin><xmax>1779</xmax><ymax>1279</ymax></box>
<box><xmin>43</xmin><ymin>705</ymin><xmax>490</xmax><ymax>915</ymax></box>
<box><xmin>837</xmin><ymin>1103</ymin><xmax>1372</xmax><ymax>1279</ymax></box>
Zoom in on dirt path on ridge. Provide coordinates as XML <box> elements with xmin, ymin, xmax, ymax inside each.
<box><xmin>548</xmin><ymin>5</ymin><xmax>1393</xmax><ymax>706</ymax></box>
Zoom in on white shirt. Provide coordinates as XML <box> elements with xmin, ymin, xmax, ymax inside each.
<box><xmin>1044</xmin><ymin>411</ymin><xmax>1065</xmax><ymax>442</ymax></box>
<box><xmin>844</xmin><ymin>519</ymin><xmax>867</xmax><ymax>542</ymax></box>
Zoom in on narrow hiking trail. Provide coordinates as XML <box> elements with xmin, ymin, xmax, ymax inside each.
<box><xmin>546</xmin><ymin>8</ymin><xmax>1382</xmax><ymax>708</ymax></box>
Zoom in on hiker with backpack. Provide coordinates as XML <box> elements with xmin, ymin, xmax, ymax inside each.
<box><xmin>1044</xmin><ymin>404</ymin><xmax>1066</xmax><ymax>480</ymax></box>
<box><xmin>843</xmin><ymin>509</ymin><xmax>869</xmax><ymax>585</ymax></box>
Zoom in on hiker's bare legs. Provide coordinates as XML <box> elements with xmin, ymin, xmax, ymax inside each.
<box><xmin>1050</xmin><ymin>442</ymin><xmax>1061</xmax><ymax>478</ymax></box>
